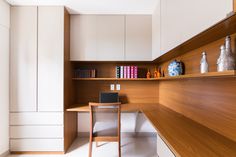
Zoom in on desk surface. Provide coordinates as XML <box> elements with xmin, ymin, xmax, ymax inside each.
<box><xmin>67</xmin><ymin>103</ymin><xmax>236</xmax><ymax>157</ymax></box>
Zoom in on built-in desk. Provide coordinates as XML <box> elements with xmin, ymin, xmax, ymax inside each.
<box><xmin>67</xmin><ymin>103</ymin><xmax>236</xmax><ymax>157</ymax></box>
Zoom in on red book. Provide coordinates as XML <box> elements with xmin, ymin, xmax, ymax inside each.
<box><xmin>127</xmin><ymin>66</ymin><xmax>130</xmax><ymax>78</ymax></box>
<box><xmin>124</xmin><ymin>66</ymin><xmax>127</xmax><ymax>78</ymax></box>
<box><xmin>134</xmin><ymin>66</ymin><xmax>138</xmax><ymax>78</ymax></box>
<box><xmin>131</xmin><ymin>66</ymin><xmax>134</xmax><ymax>78</ymax></box>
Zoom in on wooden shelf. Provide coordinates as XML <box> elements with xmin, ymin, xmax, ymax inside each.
<box><xmin>72</xmin><ymin>78</ymin><xmax>158</xmax><ymax>81</ymax></box>
<box><xmin>72</xmin><ymin>71</ymin><xmax>236</xmax><ymax>81</ymax></box>
<box><xmin>158</xmin><ymin>70</ymin><xmax>236</xmax><ymax>80</ymax></box>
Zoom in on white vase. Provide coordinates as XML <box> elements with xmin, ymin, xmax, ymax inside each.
<box><xmin>200</xmin><ymin>52</ymin><xmax>208</xmax><ymax>74</ymax></box>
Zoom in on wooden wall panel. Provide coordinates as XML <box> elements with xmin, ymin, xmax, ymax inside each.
<box><xmin>159</xmin><ymin>77</ymin><xmax>236</xmax><ymax>142</ymax></box>
<box><xmin>234</xmin><ymin>0</ymin><xmax>236</xmax><ymax>12</ymax></box>
<box><xmin>63</xmin><ymin>9</ymin><xmax>77</xmax><ymax>152</ymax></box>
<box><xmin>159</xmin><ymin>34</ymin><xmax>236</xmax><ymax>76</ymax></box>
<box><xmin>74</xmin><ymin>81</ymin><xmax>159</xmax><ymax>104</ymax></box>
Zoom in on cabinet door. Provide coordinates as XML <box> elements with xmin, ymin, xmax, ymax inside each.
<box><xmin>38</xmin><ymin>7</ymin><xmax>64</xmax><ymax>112</ymax></box>
<box><xmin>125</xmin><ymin>15</ymin><xmax>152</xmax><ymax>61</ymax></box>
<box><xmin>161</xmin><ymin>0</ymin><xmax>233</xmax><ymax>55</ymax></box>
<box><xmin>70</xmin><ymin>15</ymin><xmax>97</xmax><ymax>61</ymax></box>
<box><xmin>10</xmin><ymin>7</ymin><xmax>37</xmax><ymax>112</ymax></box>
<box><xmin>96</xmin><ymin>15</ymin><xmax>125</xmax><ymax>61</ymax></box>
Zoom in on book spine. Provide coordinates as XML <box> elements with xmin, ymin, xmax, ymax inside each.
<box><xmin>134</xmin><ymin>66</ymin><xmax>138</xmax><ymax>78</ymax></box>
<box><xmin>120</xmin><ymin>66</ymin><xmax>124</xmax><ymax>78</ymax></box>
<box><xmin>124</xmin><ymin>66</ymin><xmax>127</xmax><ymax>78</ymax></box>
<box><xmin>131</xmin><ymin>66</ymin><xmax>134</xmax><ymax>78</ymax></box>
<box><xmin>116</xmin><ymin>66</ymin><xmax>120</xmax><ymax>78</ymax></box>
<box><xmin>127</xmin><ymin>66</ymin><xmax>130</xmax><ymax>78</ymax></box>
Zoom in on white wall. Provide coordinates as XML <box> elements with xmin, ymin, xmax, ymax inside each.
<box><xmin>0</xmin><ymin>0</ymin><xmax>10</xmax><ymax>155</ymax></box>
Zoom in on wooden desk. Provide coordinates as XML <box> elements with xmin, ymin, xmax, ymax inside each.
<box><xmin>67</xmin><ymin>103</ymin><xmax>236</xmax><ymax>157</ymax></box>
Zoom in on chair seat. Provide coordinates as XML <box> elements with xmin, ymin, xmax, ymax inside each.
<box><xmin>93</xmin><ymin>121</ymin><xmax>118</xmax><ymax>136</ymax></box>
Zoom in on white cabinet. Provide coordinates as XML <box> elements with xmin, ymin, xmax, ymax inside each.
<box><xmin>10</xmin><ymin>6</ymin><xmax>37</xmax><ymax>112</ymax></box>
<box><xmin>38</xmin><ymin>6</ymin><xmax>64</xmax><ymax>112</ymax></box>
<box><xmin>70</xmin><ymin>15</ymin><xmax>97</xmax><ymax>61</ymax></box>
<box><xmin>70</xmin><ymin>15</ymin><xmax>152</xmax><ymax>61</ymax></box>
<box><xmin>157</xmin><ymin>133</ymin><xmax>176</xmax><ymax>157</ymax></box>
<box><xmin>160</xmin><ymin>0</ymin><xmax>233</xmax><ymax>55</ymax></box>
<box><xmin>97</xmin><ymin>15</ymin><xmax>125</xmax><ymax>61</ymax></box>
<box><xmin>125</xmin><ymin>15</ymin><xmax>152</xmax><ymax>61</ymax></box>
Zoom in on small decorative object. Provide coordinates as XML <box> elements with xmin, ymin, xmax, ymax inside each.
<box><xmin>162</xmin><ymin>70</ymin><xmax>165</xmax><ymax>77</ymax></box>
<box><xmin>154</xmin><ymin>67</ymin><xmax>158</xmax><ymax>78</ymax></box>
<box><xmin>200</xmin><ymin>52</ymin><xmax>209</xmax><ymax>74</ymax></box>
<box><xmin>168</xmin><ymin>60</ymin><xmax>184</xmax><ymax>76</ymax></box>
<box><xmin>157</xmin><ymin>67</ymin><xmax>162</xmax><ymax>77</ymax></box>
<box><xmin>217</xmin><ymin>45</ymin><xmax>226</xmax><ymax>72</ymax></box>
<box><xmin>225</xmin><ymin>36</ymin><xmax>235</xmax><ymax>70</ymax></box>
<box><xmin>146</xmin><ymin>69</ymin><xmax>151</xmax><ymax>78</ymax></box>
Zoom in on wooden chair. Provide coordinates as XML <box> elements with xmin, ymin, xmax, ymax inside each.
<box><xmin>88</xmin><ymin>102</ymin><xmax>121</xmax><ymax>157</ymax></box>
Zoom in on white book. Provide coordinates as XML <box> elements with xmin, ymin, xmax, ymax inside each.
<box><xmin>120</xmin><ymin>66</ymin><xmax>124</xmax><ymax>78</ymax></box>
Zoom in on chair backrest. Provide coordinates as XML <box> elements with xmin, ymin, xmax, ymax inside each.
<box><xmin>89</xmin><ymin>102</ymin><xmax>121</xmax><ymax>137</ymax></box>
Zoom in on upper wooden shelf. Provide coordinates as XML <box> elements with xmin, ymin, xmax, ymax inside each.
<box><xmin>72</xmin><ymin>70</ymin><xmax>236</xmax><ymax>81</ymax></box>
<box><xmin>153</xmin><ymin>13</ymin><xmax>236</xmax><ymax>64</ymax></box>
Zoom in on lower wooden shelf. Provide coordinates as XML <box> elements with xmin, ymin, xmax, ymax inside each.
<box><xmin>72</xmin><ymin>70</ymin><xmax>236</xmax><ymax>81</ymax></box>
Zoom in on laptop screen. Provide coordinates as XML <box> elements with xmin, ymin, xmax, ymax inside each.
<box><xmin>99</xmin><ymin>92</ymin><xmax>119</xmax><ymax>103</ymax></box>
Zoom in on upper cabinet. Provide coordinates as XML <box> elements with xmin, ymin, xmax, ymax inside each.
<box><xmin>71</xmin><ymin>15</ymin><xmax>97</xmax><ymax>61</ymax></box>
<box><xmin>96</xmin><ymin>15</ymin><xmax>125</xmax><ymax>61</ymax></box>
<box><xmin>70</xmin><ymin>15</ymin><xmax>152</xmax><ymax>61</ymax></box>
<box><xmin>125</xmin><ymin>15</ymin><xmax>152</xmax><ymax>61</ymax></box>
<box><xmin>10</xmin><ymin>7</ymin><xmax>38</xmax><ymax>112</ymax></box>
<box><xmin>152</xmin><ymin>0</ymin><xmax>234</xmax><ymax>59</ymax></box>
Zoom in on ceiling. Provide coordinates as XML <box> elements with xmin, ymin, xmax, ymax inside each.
<box><xmin>6</xmin><ymin>0</ymin><xmax>159</xmax><ymax>14</ymax></box>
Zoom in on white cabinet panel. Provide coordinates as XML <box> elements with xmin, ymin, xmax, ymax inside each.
<box><xmin>10</xmin><ymin>126</ymin><xmax>63</xmax><ymax>138</ymax></box>
<box><xmin>152</xmin><ymin>0</ymin><xmax>161</xmax><ymax>60</ymax></box>
<box><xmin>10</xmin><ymin>139</ymin><xmax>64</xmax><ymax>151</ymax></box>
<box><xmin>38</xmin><ymin>6</ymin><xmax>64</xmax><ymax>112</ymax></box>
<box><xmin>70</xmin><ymin>15</ymin><xmax>97</xmax><ymax>61</ymax></box>
<box><xmin>10</xmin><ymin>112</ymin><xmax>63</xmax><ymax>125</ymax></box>
<box><xmin>0</xmin><ymin>0</ymin><xmax>10</xmax><ymax>28</ymax></box>
<box><xmin>96</xmin><ymin>15</ymin><xmax>125</xmax><ymax>61</ymax></box>
<box><xmin>157</xmin><ymin>133</ymin><xmax>175</xmax><ymax>157</ymax></box>
<box><xmin>160</xmin><ymin>0</ymin><xmax>233</xmax><ymax>55</ymax></box>
<box><xmin>125</xmin><ymin>15</ymin><xmax>152</xmax><ymax>61</ymax></box>
<box><xmin>10</xmin><ymin>6</ymin><xmax>37</xmax><ymax>112</ymax></box>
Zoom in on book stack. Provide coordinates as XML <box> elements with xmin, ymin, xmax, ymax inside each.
<box><xmin>74</xmin><ymin>69</ymin><xmax>96</xmax><ymax>78</ymax></box>
<box><xmin>116</xmin><ymin>66</ymin><xmax>138</xmax><ymax>78</ymax></box>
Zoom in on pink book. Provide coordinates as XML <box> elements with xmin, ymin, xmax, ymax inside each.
<box><xmin>134</xmin><ymin>66</ymin><xmax>138</xmax><ymax>78</ymax></box>
<box><xmin>127</xmin><ymin>66</ymin><xmax>130</xmax><ymax>78</ymax></box>
<box><xmin>131</xmin><ymin>66</ymin><xmax>134</xmax><ymax>78</ymax></box>
<box><xmin>124</xmin><ymin>66</ymin><xmax>127</xmax><ymax>78</ymax></box>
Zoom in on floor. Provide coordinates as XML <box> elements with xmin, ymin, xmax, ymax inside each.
<box><xmin>8</xmin><ymin>137</ymin><xmax>158</xmax><ymax>157</ymax></box>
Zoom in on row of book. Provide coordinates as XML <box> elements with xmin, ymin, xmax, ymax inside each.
<box><xmin>116</xmin><ymin>66</ymin><xmax>138</xmax><ymax>78</ymax></box>
<box><xmin>74</xmin><ymin>69</ymin><xmax>96</xmax><ymax>78</ymax></box>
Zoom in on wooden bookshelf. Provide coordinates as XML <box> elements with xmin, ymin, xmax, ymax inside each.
<box><xmin>72</xmin><ymin>71</ymin><xmax>236</xmax><ymax>81</ymax></box>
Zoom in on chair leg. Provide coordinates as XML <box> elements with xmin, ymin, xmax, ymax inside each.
<box><xmin>118</xmin><ymin>139</ymin><xmax>121</xmax><ymax>157</ymax></box>
<box><xmin>88</xmin><ymin>138</ymin><xmax>92</xmax><ymax>157</ymax></box>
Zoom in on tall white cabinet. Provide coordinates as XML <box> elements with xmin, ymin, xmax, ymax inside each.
<box><xmin>10</xmin><ymin>6</ymin><xmax>65</xmax><ymax>152</ymax></box>
<box><xmin>38</xmin><ymin>7</ymin><xmax>64</xmax><ymax>112</ymax></box>
<box><xmin>0</xmin><ymin>0</ymin><xmax>10</xmax><ymax>155</ymax></box>
<box><xmin>10</xmin><ymin>7</ymin><xmax>38</xmax><ymax>112</ymax></box>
